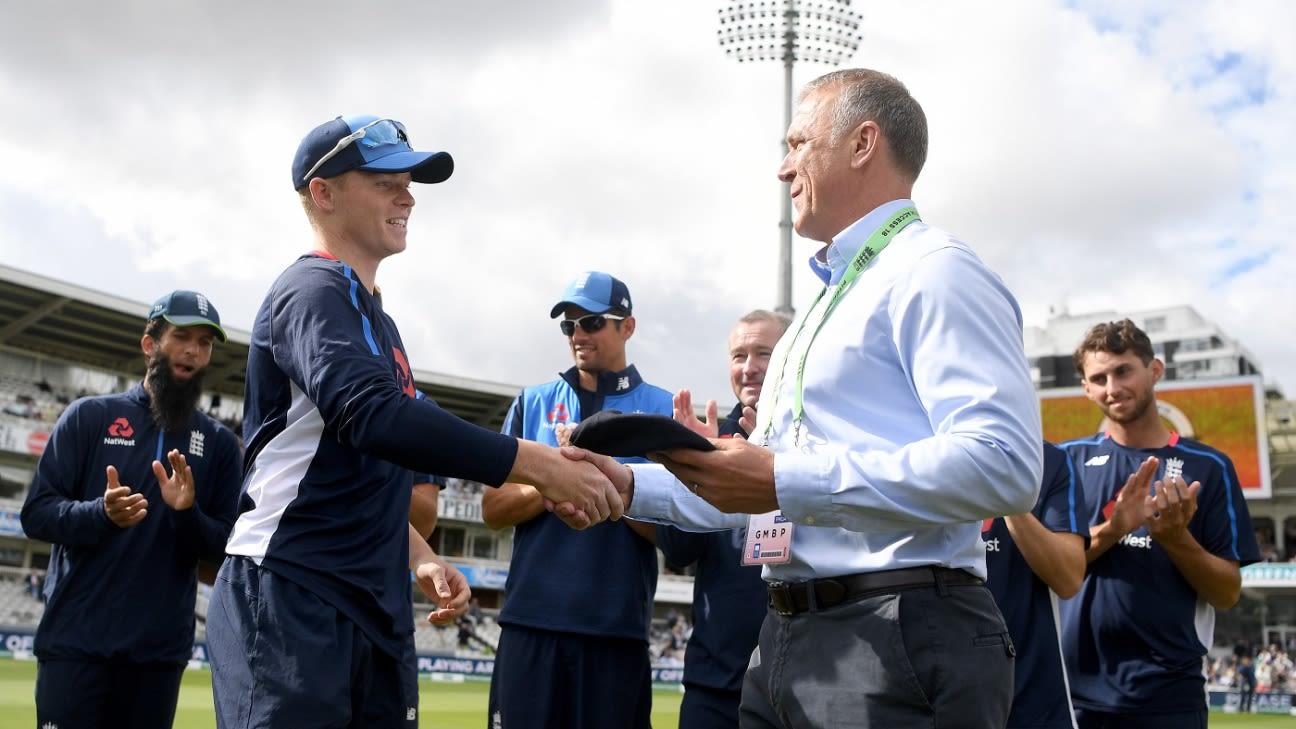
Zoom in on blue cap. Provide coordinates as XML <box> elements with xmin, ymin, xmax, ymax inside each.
<box><xmin>549</xmin><ymin>271</ymin><xmax>633</xmax><ymax>318</ymax></box>
<box><xmin>292</xmin><ymin>114</ymin><xmax>454</xmax><ymax>190</ymax></box>
<box><xmin>148</xmin><ymin>290</ymin><xmax>227</xmax><ymax>342</ymax></box>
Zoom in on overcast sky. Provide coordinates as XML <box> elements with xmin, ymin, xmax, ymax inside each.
<box><xmin>1</xmin><ymin>0</ymin><xmax>1292</xmax><ymax>408</ymax></box>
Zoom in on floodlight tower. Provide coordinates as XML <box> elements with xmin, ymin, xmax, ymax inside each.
<box><xmin>717</xmin><ymin>0</ymin><xmax>862</xmax><ymax>317</ymax></box>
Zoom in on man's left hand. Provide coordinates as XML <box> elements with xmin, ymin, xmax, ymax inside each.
<box><xmin>154</xmin><ymin>449</ymin><xmax>195</xmax><ymax>511</ymax></box>
<box><xmin>651</xmin><ymin>438</ymin><xmax>777</xmax><ymax>513</ymax></box>
<box><xmin>1145</xmin><ymin>474</ymin><xmax>1200</xmax><ymax>546</ymax></box>
<box><xmin>415</xmin><ymin>556</ymin><xmax>471</xmax><ymax>626</ymax></box>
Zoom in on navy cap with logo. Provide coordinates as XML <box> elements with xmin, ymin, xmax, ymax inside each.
<box><xmin>148</xmin><ymin>290</ymin><xmax>228</xmax><ymax>343</ymax></box>
<box><xmin>549</xmin><ymin>271</ymin><xmax>633</xmax><ymax>318</ymax></box>
<box><xmin>291</xmin><ymin>114</ymin><xmax>454</xmax><ymax>190</ymax></box>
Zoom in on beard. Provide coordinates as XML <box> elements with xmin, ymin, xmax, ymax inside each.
<box><xmin>145</xmin><ymin>351</ymin><xmax>207</xmax><ymax>432</ymax></box>
<box><xmin>1101</xmin><ymin>387</ymin><xmax>1155</xmax><ymax>425</ymax></box>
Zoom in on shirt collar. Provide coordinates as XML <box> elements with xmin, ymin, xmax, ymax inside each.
<box><xmin>809</xmin><ymin>199</ymin><xmax>916</xmax><ymax>285</ymax></box>
<box><xmin>560</xmin><ymin>364</ymin><xmax>644</xmax><ymax>395</ymax></box>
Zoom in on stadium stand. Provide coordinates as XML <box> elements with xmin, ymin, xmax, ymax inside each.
<box><xmin>0</xmin><ymin>566</ymin><xmax>44</xmax><ymax>626</ymax></box>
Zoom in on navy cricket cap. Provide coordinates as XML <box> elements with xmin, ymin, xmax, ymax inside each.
<box><xmin>549</xmin><ymin>271</ymin><xmax>633</xmax><ymax>318</ymax></box>
<box><xmin>148</xmin><ymin>290</ymin><xmax>227</xmax><ymax>342</ymax></box>
<box><xmin>292</xmin><ymin>114</ymin><xmax>454</xmax><ymax>190</ymax></box>
<box><xmin>570</xmin><ymin>410</ymin><xmax>716</xmax><ymax>458</ymax></box>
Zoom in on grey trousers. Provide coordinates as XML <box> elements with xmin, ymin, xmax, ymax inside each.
<box><xmin>740</xmin><ymin>582</ymin><xmax>1015</xmax><ymax>729</ymax></box>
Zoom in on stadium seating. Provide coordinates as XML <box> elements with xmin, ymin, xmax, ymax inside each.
<box><xmin>0</xmin><ymin>573</ymin><xmax>44</xmax><ymax>626</ymax></box>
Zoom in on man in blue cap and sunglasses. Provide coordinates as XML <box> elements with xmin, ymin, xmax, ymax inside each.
<box><xmin>206</xmin><ymin>116</ymin><xmax>623</xmax><ymax>728</ymax></box>
<box><xmin>483</xmin><ymin>271</ymin><xmax>673</xmax><ymax>729</ymax></box>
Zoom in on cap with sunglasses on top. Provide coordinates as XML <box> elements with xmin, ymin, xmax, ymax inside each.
<box><xmin>292</xmin><ymin>114</ymin><xmax>454</xmax><ymax>190</ymax></box>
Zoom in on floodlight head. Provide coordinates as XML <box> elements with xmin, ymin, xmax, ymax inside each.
<box><xmin>717</xmin><ymin>0</ymin><xmax>861</xmax><ymax>66</ymax></box>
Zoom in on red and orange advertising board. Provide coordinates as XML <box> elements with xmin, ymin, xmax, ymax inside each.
<box><xmin>1039</xmin><ymin>376</ymin><xmax>1271</xmax><ymax>499</ymax></box>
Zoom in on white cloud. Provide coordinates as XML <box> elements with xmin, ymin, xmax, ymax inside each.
<box><xmin>0</xmin><ymin>0</ymin><xmax>1291</xmax><ymax>404</ymax></box>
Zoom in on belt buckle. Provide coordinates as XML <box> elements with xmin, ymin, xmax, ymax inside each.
<box><xmin>768</xmin><ymin>582</ymin><xmax>794</xmax><ymax>616</ymax></box>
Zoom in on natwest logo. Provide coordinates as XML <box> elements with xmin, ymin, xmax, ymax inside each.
<box><xmin>1119</xmin><ymin>533</ymin><xmax>1154</xmax><ymax>549</ymax></box>
<box><xmin>104</xmin><ymin>416</ymin><xmax>136</xmax><ymax>446</ymax></box>
<box><xmin>548</xmin><ymin>403</ymin><xmax>570</xmax><ymax>424</ymax></box>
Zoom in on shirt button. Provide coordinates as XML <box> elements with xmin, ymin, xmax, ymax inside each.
<box><xmin>804</xmin><ymin>516</ymin><xmax>815</xmax><ymax>525</ymax></box>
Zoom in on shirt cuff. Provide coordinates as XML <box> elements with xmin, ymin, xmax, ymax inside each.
<box><xmin>773</xmin><ymin>451</ymin><xmax>840</xmax><ymax>528</ymax></box>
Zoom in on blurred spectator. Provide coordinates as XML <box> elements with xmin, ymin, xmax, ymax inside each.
<box><xmin>457</xmin><ymin>616</ymin><xmax>475</xmax><ymax>650</ymax></box>
<box><xmin>28</xmin><ymin>568</ymin><xmax>43</xmax><ymax>601</ymax></box>
<box><xmin>1238</xmin><ymin>656</ymin><xmax>1256</xmax><ymax>712</ymax></box>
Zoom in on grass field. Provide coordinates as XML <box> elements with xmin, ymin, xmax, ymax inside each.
<box><xmin>0</xmin><ymin>657</ymin><xmax>682</xmax><ymax>728</ymax></box>
<box><xmin>3</xmin><ymin>657</ymin><xmax>1295</xmax><ymax>727</ymax></box>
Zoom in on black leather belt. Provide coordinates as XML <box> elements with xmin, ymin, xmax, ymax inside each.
<box><xmin>767</xmin><ymin>566</ymin><xmax>984</xmax><ymax>616</ymax></box>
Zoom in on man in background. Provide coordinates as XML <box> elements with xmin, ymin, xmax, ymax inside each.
<box><xmin>662</xmin><ymin>309</ymin><xmax>789</xmax><ymax>728</ymax></box>
<box><xmin>22</xmin><ymin>290</ymin><xmax>241</xmax><ymax>729</ymax></box>
<box><xmin>983</xmin><ymin>441</ymin><xmax>1088</xmax><ymax>728</ymax></box>
<box><xmin>1060</xmin><ymin>318</ymin><xmax>1260</xmax><ymax>728</ymax></box>
<box><xmin>483</xmin><ymin>271</ymin><xmax>673</xmax><ymax>729</ymax></box>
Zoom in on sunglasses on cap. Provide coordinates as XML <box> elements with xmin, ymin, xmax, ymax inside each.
<box><xmin>559</xmin><ymin>313</ymin><xmax>626</xmax><ymax>337</ymax></box>
<box><xmin>302</xmin><ymin>118</ymin><xmax>410</xmax><ymax>183</ymax></box>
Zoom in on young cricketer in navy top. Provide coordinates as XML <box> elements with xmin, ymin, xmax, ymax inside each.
<box><xmin>206</xmin><ymin>115</ymin><xmax>622</xmax><ymax>729</ymax></box>
<box><xmin>1058</xmin><ymin>318</ymin><xmax>1260</xmax><ymax>729</ymax></box>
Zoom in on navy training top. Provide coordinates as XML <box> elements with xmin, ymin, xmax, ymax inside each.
<box><xmin>497</xmin><ymin>366</ymin><xmax>671</xmax><ymax>641</ymax></box>
<box><xmin>1058</xmin><ymin>433</ymin><xmax>1260</xmax><ymax>714</ymax></box>
<box><xmin>22</xmin><ymin>384</ymin><xmax>241</xmax><ymax>664</ymax></box>
<box><xmin>655</xmin><ymin>402</ymin><xmax>766</xmax><ymax>692</ymax></box>
<box><xmin>227</xmin><ymin>253</ymin><xmax>518</xmax><ymax>659</ymax></box>
<box><xmin>984</xmin><ymin>442</ymin><xmax>1089</xmax><ymax>728</ymax></box>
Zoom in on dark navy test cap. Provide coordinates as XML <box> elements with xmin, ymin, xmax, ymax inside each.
<box><xmin>570</xmin><ymin>410</ymin><xmax>716</xmax><ymax>459</ymax></box>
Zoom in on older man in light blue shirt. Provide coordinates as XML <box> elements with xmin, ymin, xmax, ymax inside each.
<box><xmin>566</xmin><ymin>68</ymin><xmax>1042</xmax><ymax>729</ymax></box>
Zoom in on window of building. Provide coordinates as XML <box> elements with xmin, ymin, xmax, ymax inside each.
<box><xmin>1255</xmin><ymin>517</ymin><xmax>1275</xmax><ymax>561</ymax></box>
<box><xmin>1144</xmin><ymin>316</ymin><xmax>1167</xmax><ymax>333</ymax></box>
<box><xmin>1283</xmin><ymin>518</ymin><xmax>1296</xmax><ymax>561</ymax></box>
<box><xmin>470</xmin><ymin>533</ymin><xmax>496</xmax><ymax>559</ymax></box>
<box><xmin>435</xmin><ymin>526</ymin><xmax>466</xmax><ymax>558</ymax></box>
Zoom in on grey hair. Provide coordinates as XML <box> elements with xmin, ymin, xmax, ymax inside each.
<box><xmin>800</xmin><ymin>68</ymin><xmax>928</xmax><ymax>182</ymax></box>
<box><xmin>737</xmin><ymin>309</ymin><xmax>792</xmax><ymax>335</ymax></box>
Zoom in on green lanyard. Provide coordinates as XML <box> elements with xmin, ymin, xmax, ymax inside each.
<box><xmin>761</xmin><ymin>206</ymin><xmax>921</xmax><ymax>444</ymax></box>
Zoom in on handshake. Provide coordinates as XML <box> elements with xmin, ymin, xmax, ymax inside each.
<box><xmin>509</xmin><ymin>438</ymin><xmax>634</xmax><ymax>530</ymax></box>
<box><xmin>508</xmin><ymin>388</ymin><xmax>776</xmax><ymax>530</ymax></box>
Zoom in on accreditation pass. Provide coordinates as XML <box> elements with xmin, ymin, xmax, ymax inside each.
<box><xmin>742</xmin><ymin>511</ymin><xmax>793</xmax><ymax>565</ymax></box>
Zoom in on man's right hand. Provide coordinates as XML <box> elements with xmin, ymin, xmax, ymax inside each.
<box><xmin>549</xmin><ymin>446</ymin><xmax>634</xmax><ymax>529</ymax></box>
<box><xmin>674</xmin><ymin>389</ymin><xmax>719</xmax><ymax>438</ymax></box>
<box><xmin>510</xmin><ymin>440</ymin><xmax>623</xmax><ymax>530</ymax></box>
<box><xmin>1108</xmin><ymin>456</ymin><xmax>1159</xmax><ymax>538</ymax></box>
<box><xmin>103</xmin><ymin>465</ymin><xmax>147</xmax><ymax>528</ymax></box>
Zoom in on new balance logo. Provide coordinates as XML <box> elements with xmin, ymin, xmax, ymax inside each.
<box><xmin>1085</xmin><ymin>455</ymin><xmax>1110</xmax><ymax>466</ymax></box>
<box><xmin>189</xmin><ymin>430</ymin><xmax>205</xmax><ymax>457</ymax></box>
<box><xmin>616</xmin><ymin>376</ymin><xmax>630</xmax><ymax>391</ymax></box>
<box><xmin>406</xmin><ymin>707</ymin><xmax>417</xmax><ymax>721</ymax></box>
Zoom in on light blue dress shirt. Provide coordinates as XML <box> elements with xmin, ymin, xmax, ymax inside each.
<box><xmin>629</xmin><ymin>199</ymin><xmax>1043</xmax><ymax>582</ymax></box>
